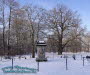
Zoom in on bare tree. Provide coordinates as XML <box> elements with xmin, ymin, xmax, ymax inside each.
<box><xmin>0</xmin><ymin>0</ymin><xmax>6</xmax><ymax>55</ymax></box>
<box><xmin>81</xmin><ymin>32</ymin><xmax>90</xmax><ymax>52</ymax></box>
<box><xmin>47</xmin><ymin>4</ymin><xmax>82</xmax><ymax>54</ymax></box>
<box><xmin>6</xmin><ymin>0</ymin><xmax>19</xmax><ymax>55</ymax></box>
<box><xmin>11</xmin><ymin>9</ymin><xmax>30</xmax><ymax>55</ymax></box>
<box><xmin>23</xmin><ymin>5</ymin><xmax>47</xmax><ymax>58</ymax></box>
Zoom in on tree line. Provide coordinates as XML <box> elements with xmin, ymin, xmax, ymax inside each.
<box><xmin>0</xmin><ymin>0</ymin><xmax>87</xmax><ymax>58</ymax></box>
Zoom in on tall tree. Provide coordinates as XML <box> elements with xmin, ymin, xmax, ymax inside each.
<box><xmin>23</xmin><ymin>5</ymin><xmax>47</xmax><ymax>58</ymax></box>
<box><xmin>6</xmin><ymin>0</ymin><xmax>19</xmax><ymax>55</ymax></box>
<box><xmin>0</xmin><ymin>0</ymin><xmax>6</xmax><ymax>55</ymax></box>
<box><xmin>47</xmin><ymin>4</ymin><xmax>82</xmax><ymax>54</ymax></box>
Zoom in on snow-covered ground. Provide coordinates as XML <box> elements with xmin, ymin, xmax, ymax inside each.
<box><xmin>0</xmin><ymin>52</ymin><xmax>90</xmax><ymax>75</ymax></box>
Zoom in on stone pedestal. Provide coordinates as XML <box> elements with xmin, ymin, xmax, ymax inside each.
<box><xmin>36</xmin><ymin>41</ymin><xmax>47</xmax><ymax>62</ymax></box>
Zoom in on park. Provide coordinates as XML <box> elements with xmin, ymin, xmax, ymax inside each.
<box><xmin>0</xmin><ymin>0</ymin><xmax>90</xmax><ymax>75</ymax></box>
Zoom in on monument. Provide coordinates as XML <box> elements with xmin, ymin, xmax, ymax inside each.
<box><xmin>36</xmin><ymin>41</ymin><xmax>47</xmax><ymax>62</ymax></box>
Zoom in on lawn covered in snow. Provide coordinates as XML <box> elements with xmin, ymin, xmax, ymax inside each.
<box><xmin>0</xmin><ymin>52</ymin><xmax>90</xmax><ymax>75</ymax></box>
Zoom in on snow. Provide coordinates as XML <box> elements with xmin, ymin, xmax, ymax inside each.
<box><xmin>38</xmin><ymin>41</ymin><xmax>45</xmax><ymax>43</ymax></box>
<box><xmin>0</xmin><ymin>52</ymin><xmax>90</xmax><ymax>75</ymax></box>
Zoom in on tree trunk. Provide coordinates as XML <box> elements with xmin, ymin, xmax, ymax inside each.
<box><xmin>58</xmin><ymin>42</ymin><xmax>63</xmax><ymax>55</ymax></box>
<box><xmin>7</xmin><ymin>7</ymin><xmax>12</xmax><ymax>56</ymax></box>
<box><xmin>2</xmin><ymin>0</ymin><xmax>5</xmax><ymax>55</ymax></box>
<box><xmin>58</xmin><ymin>27</ymin><xmax>63</xmax><ymax>55</ymax></box>
<box><xmin>31</xmin><ymin>34</ymin><xmax>35</xmax><ymax>58</ymax></box>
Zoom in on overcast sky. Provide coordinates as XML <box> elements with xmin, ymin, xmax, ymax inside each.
<box><xmin>18</xmin><ymin>0</ymin><xmax>90</xmax><ymax>31</ymax></box>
